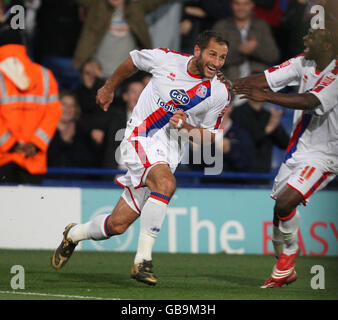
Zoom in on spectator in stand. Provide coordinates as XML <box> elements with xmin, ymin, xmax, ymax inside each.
<box><xmin>213</xmin><ymin>0</ymin><xmax>280</xmax><ymax>106</ymax></box>
<box><xmin>180</xmin><ymin>0</ymin><xmax>232</xmax><ymax>54</ymax></box>
<box><xmin>253</xmin><ymin>0</ymin><xmax>285</xmax><ymax>29</ymax></box>
<box><xmin>147</xmin><ymin>1</ymin><xmax>183</xmax><ymax>51</ymax></box>
<box><xmin>72</xmin><ymin>0</ymin><xmax>164</xmax><ymax>79</ymax></box>
<box><xmin>35</xmin><ymin>0</ymin><xmax>83</xmax><ymax>90</ymax></box>
<box><xmin>189</xmin><ymin>106</ymin><xmax>254</xmax><ymax>173</ymax></box>
<box><xmin>253</xmin><ymin>0</ymin><xmax>291</xmax><ymax>62</ymax></box>
<box><xmin>0</xmin><ymin>26</ymin><xmax>62</xmax><ymax>184</ymax></box>
<box><xmin>72</xmin><ymin>59</ymin><xmax>113</xmax><ymax>168</ymax></box>
<box><xmin>230</xmin><ymin>100</ymin><xmax>289</xmax><ymax>173</ymax></box>
<box><xmin>102</xmin><ymin>77</ymin><xmax>145</xmax><ymax>171</ymax></box>
<box><xmin>47</xmin><ymin>91</ymin><xmax>94</xmax><ymax>171</ymax></box>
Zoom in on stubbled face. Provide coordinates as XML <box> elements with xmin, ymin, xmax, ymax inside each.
<box><xmin>194</xmin><ymin>38</ymin><xmax>228</xmax><ymax>78</ymax></box>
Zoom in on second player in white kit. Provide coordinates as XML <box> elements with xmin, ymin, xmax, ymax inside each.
<box><xmin>233</xmin><ymin>26</ymin><xmax>338</xmax><ymax>288</ymax></box>
<box><xmin>265</xmin><ymin>53</ymin><xmax>338</xmax><ymax>205</ymax></box>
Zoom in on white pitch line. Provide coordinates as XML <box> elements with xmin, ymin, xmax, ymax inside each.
<box><xmin>0</xmin><ymin>290</ymin><xmax>120</xmax><ymax>300</ymax></box>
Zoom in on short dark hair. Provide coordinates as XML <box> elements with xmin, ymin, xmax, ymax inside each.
<box><xmin>195</xmin><ymin>30</ymin><xmax>229</xmax><ymax>51</ymax></box>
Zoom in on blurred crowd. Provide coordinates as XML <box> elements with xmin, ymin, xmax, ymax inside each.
<box><xmin>0</xmin><ymin>0</ymin><xmax>325</xmax><ymax>184</ymax></box>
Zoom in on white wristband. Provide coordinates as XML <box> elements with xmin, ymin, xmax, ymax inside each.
<box><xmin>176</xmin><ymin>118</ymin><xmax>183</xmax><ymax>129</ymax></box>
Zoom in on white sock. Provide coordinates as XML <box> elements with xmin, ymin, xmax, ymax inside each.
<box><xmin>272</xmin><ymin>225</ymin><xmax>284</xmax><ymax>258</ymax></box>
<box><xmin>134</xmin><ymin>192</ymin><xmax>169</xmax><ymax>264</ymax></box>
<box><xmin>283</xmin><ymin>233</ymin><xmax>299</xmax><ymax>256</ymax></box>
<box><xmin>279</xmin><ymin>210</ymin><xmax>300</xmax><ymax>256</ymax></box>
<box><xmin>69</xmin><ymin>214</ymin><xmax>111</xmax><ymax>243</ymax></box>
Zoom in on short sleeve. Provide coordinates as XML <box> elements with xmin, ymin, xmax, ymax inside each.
<box><xmin>129</xmin><ymin>48</ymin><xmax>168</xmax><ymax>74</ymax></box>
<box><xmin>200</xmin><ymin>84</ymin><xmax>231</xmax><ymax>134</ymax></box>
<box><xmin>264</xmin><ymin>54</ymin><xmax>304</xmax><ymax>92</ymax></box>
<box><xmin>310</xmin><ymin>71</ymin><xmax>338</xmax><ymax>115</ymax></box>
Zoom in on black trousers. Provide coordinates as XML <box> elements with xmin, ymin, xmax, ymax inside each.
<box><xmin>0</xmin><ymin>162</ymin><xmax>43</xmax><ymax>184</ymax></box>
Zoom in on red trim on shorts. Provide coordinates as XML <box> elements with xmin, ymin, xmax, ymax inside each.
<box><xmin>115</xmin><ymin>179</ymin><xmax>142</xmax><ymax>214</ymax></box>
<box><xmin>303</xmin><ymin>171</ymin><xmax>332</xmax><ymax>199</ymax></box>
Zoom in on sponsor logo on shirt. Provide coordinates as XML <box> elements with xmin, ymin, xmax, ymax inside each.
<box><xmin>156</xmin><ymin>97</ymin><xmax>184</xmax><ymax>113</ymax></box>
<box><xmin>169</xmin><ymin>89</ymin><xmax>190</xmax><ymax>105</ymax></box>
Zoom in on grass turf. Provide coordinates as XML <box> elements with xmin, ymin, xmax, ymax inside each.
<box><xmin>0</xmin><ymin>249</ymin><xmax>337</xmax><ymax>300</ymax></box>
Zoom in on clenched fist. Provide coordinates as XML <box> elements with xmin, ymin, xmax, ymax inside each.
<box><xmin>96</xmin><ymin>85</ymin><xmax>114</xmax><ymax>112</ymax></box>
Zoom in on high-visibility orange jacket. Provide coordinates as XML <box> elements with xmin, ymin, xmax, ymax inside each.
<box><xmin>0</xmin><ymin>44</ymin><xmax>62</xmax><ymax>174</ymax></box>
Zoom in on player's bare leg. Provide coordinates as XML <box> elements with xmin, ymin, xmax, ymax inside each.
<box><xmin>262</xmin><ymin>185</ymin><xmax>303</xmax><ymax>288</ymax></box>
<box><xmin>51</xmin><ymin>197</ymin><xmax>139</xmax><ymax>270</ymax></box>
<box><xmin>130</xmin><ymin>163</ymin><xmax>176</xmax><ymax>286</ymax></box>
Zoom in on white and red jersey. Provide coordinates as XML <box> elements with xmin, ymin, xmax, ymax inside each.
<box><xmin>124</xmin><ymin>48</ymin><xmax>230</xmax><ymax>166</ymax></box>
<box><xmin>264</xmin><ymin>54</ymin><xmax>338</xmax><ymax>173</ymax></box>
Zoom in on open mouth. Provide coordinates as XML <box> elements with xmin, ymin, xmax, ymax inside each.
<box><xmin>206</xmin><ymin>65</ymin><xmax>217</xmax><ymax>74</ymax></box>
<box><xmin>304</xmin><ymin>45</ymin><xmax>311</xmax><ymax>56</ymax></box>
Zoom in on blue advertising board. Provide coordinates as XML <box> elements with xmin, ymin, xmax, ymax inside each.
<box><xmin>81</xmin><ymin>188</ymin><xmax>338</xmax><ymax>256</ymax></box>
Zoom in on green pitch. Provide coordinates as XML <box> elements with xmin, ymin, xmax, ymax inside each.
<box><xmin>0</xmin><ymin>249</ymin><xmax>337</xmax><ymax>300</ymax></box>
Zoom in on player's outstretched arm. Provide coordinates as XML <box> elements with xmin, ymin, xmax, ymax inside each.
<box><xmin>96</xmin><ymin>57</ymin><xmax>138</xmax><ymax>112</ymax></box>
<box><xmin>235</xmin><ymin>86</ymin><xmax>321</xmax><ymax>111</ymax></box>
<box><xmin>233</xmin><ymin>73</ymin><xmax>269</xmax><ymax>92</ymax></box>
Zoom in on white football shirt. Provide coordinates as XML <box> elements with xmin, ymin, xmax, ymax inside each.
<box><xmin>264</xmin><ymin>54</ymin><xmax>338</xmax><ymax>173</ymax></box>
<box><xmin>124</xmin><ymin>48</ymin><xmax>230</xmax><ymax>166</ymax></box>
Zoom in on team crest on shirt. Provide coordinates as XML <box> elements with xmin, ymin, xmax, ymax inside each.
<box><xmin>196</xmin><ymin>84</ymin><xmax>207</xmax><ymax>98</ymax></box>
<box><xmin>170</xmin><ymin>89</ymin><xmax>190</xmax><ymax>105</ymax></box>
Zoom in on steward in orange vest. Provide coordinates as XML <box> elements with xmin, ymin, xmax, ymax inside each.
<box><xmin>0</xmin><ymin>29</ymin><xmax>62</xmax><ymax>181</ymax></box>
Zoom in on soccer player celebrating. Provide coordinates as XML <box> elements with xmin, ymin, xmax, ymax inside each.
<box><xmin>233</xmin><ymin>23</ymin><xmax>338</xmax><ymax>288</ymax></box>
<box><xmin>51</xmin><ymin>30</ymin><xmax>230</xmax><ymax>285</ymax></box>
